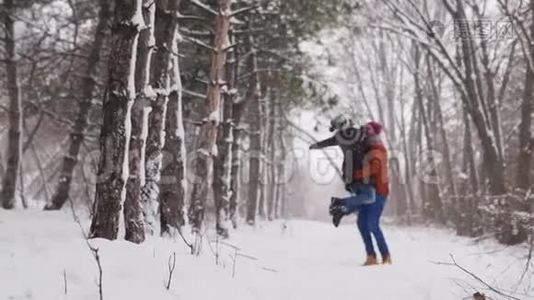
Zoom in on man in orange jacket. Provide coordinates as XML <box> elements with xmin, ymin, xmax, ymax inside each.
<box><xmin>310</xmin><ymin>117</ymin><xmax>391</xmax><ymax>265</ymax></box>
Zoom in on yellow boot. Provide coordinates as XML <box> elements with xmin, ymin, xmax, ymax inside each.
<box><xmin>363</xmin><ymin>255</ymin><xmax>378</xmax><ymax>266</ymax></box>
<box><xmin>382</xmin><ymin>255</ymin><xmax>392</xmax><ymax>265</ymax></box>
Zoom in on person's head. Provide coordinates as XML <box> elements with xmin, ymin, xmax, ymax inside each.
<box><xmin>329</xmin><ymin>114</ymin><xmax>354</xmax><ymax>132</ymax></box>
<box><xmin>365</xmin><ymin>121</ymin><xmax>383</xmax><ymax>136</ymax></box>
<box><xmin>363</xmin><ymin>121</ymin><xmax>384</xmax><ymax>144</ymax></box>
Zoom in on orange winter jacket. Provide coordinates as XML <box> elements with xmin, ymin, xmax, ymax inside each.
<box><xmin>354</xmin><ymin>141</ymin><xmax>389</xmax><ymax>197</ymax></box>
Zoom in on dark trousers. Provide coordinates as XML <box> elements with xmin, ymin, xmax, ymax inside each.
<box><xmin>357</xmin><ymin>194</ymin><xmax>389</xmax><ymax>258</ymax></box>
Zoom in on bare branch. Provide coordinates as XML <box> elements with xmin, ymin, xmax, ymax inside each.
<box><xmin>433</xmin><ymin>255</ymin><xmax>523</xmax><ymax>300</ymax></box>
<box><xmin>166</xmin><ymin>252</ymin><xmax>176</xmax><ymax>290</ymax></box>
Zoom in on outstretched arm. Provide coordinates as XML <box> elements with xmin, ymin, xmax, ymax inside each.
<box><xmin>309</xmin><ymin>136</ymin><xmax>336</xmax><ymax>149</ymax></box>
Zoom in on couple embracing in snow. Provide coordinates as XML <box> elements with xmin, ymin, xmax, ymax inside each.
<box><xmin>309</xmin><ymin>115</ymin><xmax>391</xmax><ymax>266</ymax></box>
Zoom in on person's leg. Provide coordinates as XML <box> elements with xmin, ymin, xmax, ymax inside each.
<box><xmin>366</xmin><ymin>195</ymin><xmax>390</xmax><ymax>260</ymax></box>
<box><xmin>357</xmin><ymin>204</ymin><xmax>375</xmax><ymax>257</ymax></box>
<box><xmin>329</xmin><ymin>184</ymin><xmax>376</xmax><ymax>227</ymax></box>
<box><xmin>341</xmin><ymin>184</ymin><xmax>376</xmax><ymax>213</ymax></box>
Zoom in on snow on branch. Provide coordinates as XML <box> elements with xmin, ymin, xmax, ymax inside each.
<box><xmin>176</xmin><ymin>14</ymin><xmax>207</xmax><ymax>22</ymax></box>
<box><xmin>183</xmin><ymin>89</ymin><xmax>207</xmax><ymax>99</ymax></box>
<box><xmin>223</xmin><ymin>42</ymin><xmax>240</xmax><ymax>52</ymax></box>
<box><xmin>183</xmin><ymin>35</ymin><xmax>214</xmax><ymax>51</ymax></box>
<box><xmin>230</xmin><ymin>5</ymin><xmax>258</xmax><ymax>17</ymax></box>
<box><xmin>188</xmin><ymin>0</ymin><xmax>217</xmax><ymax>15</ymax></box>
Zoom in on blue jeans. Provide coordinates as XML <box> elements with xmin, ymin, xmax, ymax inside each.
<box><xmin>340</xmin><ymin>183</ymin><xmax>390</xmax><ymax>258</ymax></box>
<box><xmin>339</xmin><ymin>183</ymin><xmax>376</xmax><ymax>213</ymax></box>
<box><xmin>357</xmin><ymin>194</ymin><xmax>389</xmax><ymax>257</ymax></box>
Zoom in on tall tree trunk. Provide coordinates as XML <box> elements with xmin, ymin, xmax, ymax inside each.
<box><xmin>377</xmin><ymin>34</ymin><xmax>404</xmax><ymax>217</ymax></box>
<box><xmin>279</xmin><ymin>133</ymin><xmax>291</xmax><ymax>219</ymax></box>
<box><xmin>457</xmin><ymin>103</ymin><xmax>480</xmax><ymax>236</ymax></box>
<box><xmin>189</xmin><ymin>0</ymin><xmax>232</xmax><ymax>232</ymax></box>
<box><xmin>455</xmin><ymin>0</ymin><xmax>506</xmax><ymax>195</ymax></box>
<box><xmin>426</xmin><ymin>56</ymin><xmax>458</xmax><ymax>224</ymax></box>
<box><xmin>1</xmin><ymin>0</ymin><xmax>22</xmax><ymax>209</ymax></box>
<box><xmin>229</xmin><ymin>126</ymin><xmax>242</xmax><ymax>228</ymax></box>
<box><xmin>213</xmin><ymin>92</ymin><xmax>233</xmax><ymax>237</ymax></box>
<box><xmin>275</xmin><ymin>114</ymin><xmax>287</xmax><ymax>219</ymax></box>
<box><xmin>398</xmin><ymin>84</ymin><xmax>414</xmax><ymax>222</ymax></box>
<box><xmin>213</xmin><ymin>42</ymin><xmax>236</xmax><ymax>237</ymax></box>
<box><xmin>414</xmin><ymin>46</ymin><xmax>444</xmax><ymax>223</ymax></box>
<box><xmin>478</xmin><ymin>22</ymin><xmax>503</xmax><ymax>163</ymax></box>
<box><xmin>517</xmin><ymin>0</ymin><xmax>534</xmax><ymax>191</ymax></box>
<box><xmin>245</xmin><ymin>36</ymin><xmax>262</xmax><ymax>226</ymax></box>
<box><xmin>463</xmin><ymin>105</ymin><xmax>479</xmax><ymax>193</ymax></box>
<box><xmin>427</xmin><ymin>58</ymin><xmax>457</xmax><ymax>197</ymax></box>
<box><xmin>90</xmin><ymin>0</ymin><xmax>142</xmax><ymax>239</ymax></box>
<box><xmin>45</xmin><ymin>0</ymin><xmax>111</xmax><ymax>210</ymax></box>
<box><xmin>258</xmin><ymin>88</ymin><xmax>269</xmax><ymax>220</ymax></box>
<box><xmin>159</xmin><ymin>0</ymin><xmax>186</xmax><ymax>236</ymax></box>
<box><xmin>228</xmin><ymin>33</ymin><xmax>244</xmax><ymax>229</ymax></box>
<box><xmin>455</xmin><ymin>43</ymin><xmax>479</xmax><ymax>195</ymax></box>
<box><xmin>124</xmin><ymin>0</ymin><xmax>155</xmax><ymax>243</ymax></box>
<box><xmin>407</xmin><ymin>91</ymin><xmax>421</xmax><ymax>214</ymax></box>
<box><xmin>267</xmin><ymin>94</ymin><xmax>277</xmax><ymax>220</ymax></box>
<box><xmin>141</xmin><ymin>0</ymin><xmax>180</xmax><ymax>232</ymax></box>
<box><xmin>417</xmin><ymin>110</ymin><xmax>428</xmax><ymax>217</ymax></box>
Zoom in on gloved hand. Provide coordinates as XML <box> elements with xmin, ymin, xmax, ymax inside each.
<box><xmin>344</xmin><ymin>183</ymin><xmax>353</xmax><ymax>193</ymax></box>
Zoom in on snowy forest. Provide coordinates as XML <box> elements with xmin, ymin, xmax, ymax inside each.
<box><xmin>0</xmin><ymin>0</ymin><xmax>533</xmax><ymax>299</ymax></box>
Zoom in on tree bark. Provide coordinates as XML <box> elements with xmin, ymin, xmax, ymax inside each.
<box><xmin>258</xmin><ymin>114</ymin><xmax>268</xmax><ymax>220</ymax></box>
<box><xmin>90</xmin><ymin>0</ymin><xmax>143</xmax><ymax>240</ymax></box>
<box><xmin>427</xmin><ymin>57</ymin><xmax>457</xmax><ymax>197</ymax></box>
<box><xmin>141</xmin><ymin>0</ymin><xmax>180</xmax><ymax>232</ymax></box>
<box><xmin>213</xmin><ymin>91</ymin><xmax>233</xmax><ymax>237</ymax></box>
<box><xmin>1</xmin><ymin>0</ymin><xmax>23</xmax><ymax>209</ymax></box>
<box><xmin>455</xmin><ymin>0</ymin><xmax>506</xmax><ymax>195</ymax></box>
<box><xmin>463</xmin><ymin>105</ymin><xmax>479</xmax><ymax>194</ymax></box>
<box><xmin>227</xmin><ymin>31</ymin><xmax>243</xmax><ymax>229</ymax></box>
<box><xmin>45</xmin><ymin>0</ymin><xmax>111</xmax><ymax>210</ymax></box>
<box><xmin>274</xmin><ymin>103</ymin><xmax>287</xmax><ymax>219</ymax></box>
<box><xmin>229</xmin><ymin>126</ymin><xmax>242</xmax><ymax>228</ymax></box>
<box><xmin>245</xmin><ymin>36</ymin><xmax>262</xmax><ymax>226</ymax></box>
<box><xmin>478</xmin><ymin>21</ymin><xmax>503</xmax><ymax>163</ymax></box>
<box><xmin>267</xmin><ymin>95</ymin><xmax>277</xmax><ymax>220</ymax></box>
<box><xmin>189</xmin><ymin>0</ymin><xmax>232</xmax><ymax>232</ymax></box>
<box><xmin>213</xmin><ymin>43</ymin><xmax>236</xmax><ymax>237</ymax></box>
<box><xmin>279</xmin><ymin>133</ymin><xmax>291</xmax><ymax>219</ymax></box>
<box><xmin>159</xmin><ymin>0</ymin><xmax>186</xmax><ymax>236</ymax></box>
<box><xmin>124</xmin><ymin>0</ymin><xmax>155</xmax><ymax>243</ymax></box>
<box><xmin>414</xmin><ymin>45</ymin><xmax>444</xmax><ymax>223</ymax></box>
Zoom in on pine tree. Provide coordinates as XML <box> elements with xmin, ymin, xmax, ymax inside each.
<box><xmin>90</xmin><ymin>0</ymin><xmax>143</xmax><ymax>240</ymax></box>
<box><xmin>1</xmin><ymin>0</ymin><xmax>23</xmax><ymax>209</ymax></box>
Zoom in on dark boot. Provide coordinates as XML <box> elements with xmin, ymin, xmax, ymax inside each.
<box><xmin>329</xmin><ymin>197</ymin><xmax>343</xmax><ymax>214</ymax></box>
<box><xmin>330</xmin><ymin>197</ymin><xmax>346</xmax><ymax>227</ymax></box>
<box><xmin>332</xmin><ymin>211</ymin><xmax>344</xmax><ymax>227</ymax></box>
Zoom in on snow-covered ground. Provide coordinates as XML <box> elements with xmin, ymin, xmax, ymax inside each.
<box><xmin>1</xmin><ymin>209</ymin><xmax>532</xmax><ymax>300</ymax></box>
